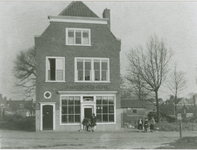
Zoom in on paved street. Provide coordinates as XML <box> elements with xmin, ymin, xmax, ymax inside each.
<box><xmin>1</xmin><ymin>129</ymin><xmax>197</xmax><ymax>149</ymax></box>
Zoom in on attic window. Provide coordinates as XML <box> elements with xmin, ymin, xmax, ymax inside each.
<box><xmin>66</xmin><ymin>28</ymin><xmax>91</xmax><ymax>46</ymax></box>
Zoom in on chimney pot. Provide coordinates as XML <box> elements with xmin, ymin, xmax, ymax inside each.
<box><xmin>103</xmin><ymin>8</ymin><xmax>110</xmax><ymax>30</ymax></box>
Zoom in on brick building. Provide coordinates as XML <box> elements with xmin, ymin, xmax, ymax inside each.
<box><xmin>35</xmin><ymin>1</ymin><xmax>121</xmax><ymax>131</ymax></box>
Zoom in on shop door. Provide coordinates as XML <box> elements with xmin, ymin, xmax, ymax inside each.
<box><xmin>84</xmin><ymin>108</ymin><xmax>92</xmax><ymax>119</ymax></box>
<box><xmin>43</xmin><ymin>105</ymin><xmax>53</xmax><ymax>130</ymax></box>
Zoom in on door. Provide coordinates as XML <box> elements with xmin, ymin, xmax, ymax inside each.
<box><xmin>43</xmin><ymin>105</ymin><xmax>53</xmax><ymax>130</ymax></box>
<box><xmin>84</xmin><ymin>108</ymin><xmax>92</xmax><ymax>119</ymax></box>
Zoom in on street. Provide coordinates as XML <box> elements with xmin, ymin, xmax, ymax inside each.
<box><xmin>1</xmin><ymin>129</ymin><xmax>197</xmax><ymax>149</ymax></box>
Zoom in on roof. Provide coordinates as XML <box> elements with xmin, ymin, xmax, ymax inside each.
<box><xmin>142</xmin><ymin>101</ymin><xmax>156</xmax><ymax>110</ymax></box>
<box><xmin>59</xmin><ymin>1</ymin><xmax>99</xmax><ymax>18</ymax></box>
<box><xmin>121</xmin><ymin>98</ymin><xmax>146</xmax><ymax>108</ymax></box>
<box><xmin>186</xmin><ymin>98</ymin><xmax>194</xmax><ymax>105</ymax></box>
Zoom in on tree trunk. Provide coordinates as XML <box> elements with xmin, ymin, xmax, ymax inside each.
<box><xmin>155</xmin><ymin>90</ymin><xmax>160</xmax><ymax>123</ymax></box>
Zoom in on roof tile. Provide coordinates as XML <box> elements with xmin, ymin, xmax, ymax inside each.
<box><xmin>59</xmin><ymin>1</ymin><xmax>99</xmax><ymax>18</ymax></box>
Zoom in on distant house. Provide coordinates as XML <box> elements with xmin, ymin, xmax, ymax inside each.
<box><xmin>147</xmin><ymin>98</ymin><xmax>163</xmax><ymax>105</ymax></box>
<box><xmin>7</xmin><ymin>100</ymin><xmax>35</xmax><ymax>117</ymax></box>
<box><xmin>177</xmin><ymin>105</ymin><xmax>195</xmax><ymax>119</ymax></box>
<box><xmin>0</xmin><ymin>94</ymin><xmax>8</xmax><ymax>119</ymax></box>
<box><xmin>121</xmin><ymin>98</ymin><xmax>146</xmax><ymax>116</ymax></box>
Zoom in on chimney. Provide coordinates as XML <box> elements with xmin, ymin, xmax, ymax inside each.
<box><xmin>103</xmin><ymin>8</ymin><xmax>110</xmax><ymax>30</ymax></box>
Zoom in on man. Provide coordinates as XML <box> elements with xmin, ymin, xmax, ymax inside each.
<box><xmin>91</xmin><ymin>113</ymin><xmax>97</xmax><ymax>132</ymax></box>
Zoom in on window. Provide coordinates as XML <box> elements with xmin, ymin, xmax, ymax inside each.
<box><xmin>75</xmin><ymin>58</ymin><xmax>110</xmax><ymax>82</ymax></box>
<box><xmin>61</xmin><ymin>96</ymin><xmax>81</xmax><ymax>124</ymax></box>
<box><xmin>66</xmin><ymin>28</ymin><xmax>91</xmax><ymax>46</ymax></box>
<box><xmin>46</xmin><ymin>57</ymin><xmax>65</xmax><ymax>82</ymax></box>
<box><xmin>83</xmin><ymin>96</ymin><xmax>94</xmax><ymax>102</ymax></box>
<box><xmin>96</xmin><ymin>96</ymin><xmax>115</xmax><ymax>122</ymax></box>
<box><xmin>133</xmin><ymin>109</ymin><xmax>137</xmax><ymax>113</ymax></box>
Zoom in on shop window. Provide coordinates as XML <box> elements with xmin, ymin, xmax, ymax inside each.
<box><xmin>61</xmin><ymin>96</ymin><xmax>80</xmax><ymax>124</ymax></box>
<box><xmin>96</xmin><ymin>96</ymin><xmax>114</xmax><ymax>123</ymax></box>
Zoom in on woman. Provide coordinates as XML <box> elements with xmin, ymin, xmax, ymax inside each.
<box><xmin>150</xmin><ymin>117</ymin><xmax>155</xmax><ymax>132</ymax></box>
<box><xmin>144</xmin><ymin>118</ymin><xmax>148</xmax><ymax>132</ymax></box>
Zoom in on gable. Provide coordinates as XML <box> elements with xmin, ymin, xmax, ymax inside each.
<box><xmin>59</xmin><ymin>1</ymin><xmax>99</xmax><ymax>18</ymax></box>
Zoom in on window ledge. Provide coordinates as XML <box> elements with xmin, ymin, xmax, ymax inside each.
<box><xmin>97</xmin><ymin>122</ymin><xmax>116</xmax><ymax>125</ymax></box>
<box><xmin>45</xmin><ymin>81</ymin><xmax>66</xmax><ymax>83</ymax></box>
<box><xmin>74</xmin><ymin>81</ymin><xmax>111</xmax><ymax>83</ymax></box>
<box><xmin>65</xmin><ymin>44</ymin><xmax>92</xmax><ymax>46</ymax></box>
<box><xmin>60</xmin><ymin>123</ymin><xmax>81</xmax><ymax>126</ymax></box>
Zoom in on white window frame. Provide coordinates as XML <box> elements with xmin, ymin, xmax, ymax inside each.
<box><xmin>45</xmin><ymin>56</ymin><xmax>65</xmax><ymax>82</ymax></box>
<box><xmin>59</xmin><ymin>93</ymin><xmax>116</xmax><ymax>126</ymax></box>
<box><xmin>66</xmin><ymin>28</ymin><xmax>91</xmax><ymax>46</ymax></box>
<box><xmin>74</xmin><ymin>57</ymin><xmax>110</xmax><ymax>83</ymax></box>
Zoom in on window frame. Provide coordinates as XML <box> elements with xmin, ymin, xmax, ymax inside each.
<box><xmin>45</xmin><ymin>56</ymin><xmax>65</xmax><ymax>82</ymax></box>
<box><xmin>66</xmin><ymin>28</ymin><xmax>91</xmax><ymax>46</ymax></box>
<box><xmin>60</xmin><ymin>96</ymin><xmax>81</xmax><ymax>125</ymax></box>
<box><xmin>96</xmin><ymin>96</ymin><xmax>115</xmax><ymax>123</ymax></box>
<box><xmin>74</xmin><ymin>57</ymin><xmax>110</xmax><ymax>83</ymax></box>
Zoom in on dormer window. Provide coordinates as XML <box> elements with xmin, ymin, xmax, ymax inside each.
<box><xmin>66</xmin><ymin>28</ymin><xmax>91</xmax><ymax>46</ymax></box>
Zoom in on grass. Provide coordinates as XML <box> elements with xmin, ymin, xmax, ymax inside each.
<box><xmin>155</xmin><ymin>121</ymin><xmax>197</xmax><ymax>131</ymax></box>
<box><xmin>0</xmin><ymin>115</ymin><xmax>35</xmax><ymax>131</ymax></box>
<box><xmin>157</xmin><ymin>136</ymin><xmax>197</xmax><ymax>149</ymax></box>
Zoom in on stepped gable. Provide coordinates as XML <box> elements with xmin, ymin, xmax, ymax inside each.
<box><xmin>59</xmin><ymin>1</ymin><xmax>99</xmax><ymax>18</ymax></box>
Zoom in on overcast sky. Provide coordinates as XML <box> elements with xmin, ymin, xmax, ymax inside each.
<box><xmin>1</xmin><ymin>1</ymin><xmax>197</xmax><ymax>100</ymax></box>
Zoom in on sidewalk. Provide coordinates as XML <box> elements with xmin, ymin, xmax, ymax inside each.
<box><xmin>1</xmin><ymin>129</ymin><xmax>197</xmax><ymax>149</ymax></box>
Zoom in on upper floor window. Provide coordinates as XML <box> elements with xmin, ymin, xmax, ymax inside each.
<box><xmin>46</xmin><ymin>57</ymin><xmax>65</xmax><ymax>82</ymax></box>
<box><xmin>75</xmin><ymin>57</ymin><xmax>110</xmax><ymax>82</ymax></box>
<box><xmin>66</xmin><ymin>28</ymin><xmax>91</xmax><ymax>46</ymax></box>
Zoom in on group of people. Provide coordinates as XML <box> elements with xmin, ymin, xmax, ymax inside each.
<box><xmin>137</xmin><ymin>117</ymin><xmax>155</xmax><ymax>132</ymax></box>
<box><xmin>82</xmin><ymin>113</ymin><xmax>97</xmax><ymax>132</ymax></box>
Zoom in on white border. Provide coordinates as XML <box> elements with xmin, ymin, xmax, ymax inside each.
<box><xmin>74</xmin><ymin>57</ymin><xmax>110</xmax><ymax>82</ymax></box>
<box><xmin>49</xmin><ymin>16</ymin><xmax>108</xmax><ymax>25</ymax></box>
<box><xmin>65</xmin><ymin>28</ymin><xmax>91</xmax><ymax>46</ymax></box>
<box><xmin>45</xmin><ymin>56</ymin><xmax>66</xmax><ymax>82</ymax></box>
<box><xmin>59</xmin><ymin>93</ymin><xmax>116</xmax><ymax>126</ymax></box>
<box><xmin>43</xmin><ymin>91</ymin><xmax>52</xmax><ymax>99</ymax></box>
<box><xmin>40</xmin><ymin>102</ymin><xmax>56</xmax><ymax>131</ymax></box>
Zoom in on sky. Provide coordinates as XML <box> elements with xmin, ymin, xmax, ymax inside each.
<box><xmin>0</xmin><ymin>1</ymin><xmax>197</xmax><ymax>100</ymax></box>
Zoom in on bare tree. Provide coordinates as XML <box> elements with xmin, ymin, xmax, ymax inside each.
<box><xmin>120</xmin><ymin>76</ymin><xmax>133</xmax><ymax>98</ymax></box>
<box><xmin>167</xmin><ymin>64</ymin><xmax>187</xmax><ymax>117</ymax></box>
<box><xmin>13</xmin><ymin>47</ymin><xmax>36</xmax><ymax>98</ymax></box>
<box><xmin>126</xmin><ymin>72</ymin><xmax>153</xmax><ymax>101</ymax></box>
<box><xmin>127</xmin><ymin>35</ymin><xmax>172</xmax><ymax>122</ymax></box>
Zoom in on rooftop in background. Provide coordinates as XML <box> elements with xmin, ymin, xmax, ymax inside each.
<box><xmin>121</xmin><ymin>98</ymin><xmax>146</xmax><ymax>108</ymax></box>
<box><xmin>59</xmin><ymin>1</ymin><xmax>99</xmax><ymax>18</ymax></box>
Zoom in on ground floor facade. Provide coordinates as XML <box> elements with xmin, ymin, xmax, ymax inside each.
<box><xmin>36</xmin><ymin>91</ymin><xmax>121</xmax><ymax>131</ymax></box>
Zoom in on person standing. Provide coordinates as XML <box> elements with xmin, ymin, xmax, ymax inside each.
<box><xmin>144</xmin><ymin>118</ymin><xmax>148</xmax><ymax>132</ymax></box>
<box><xmin>137</xmin><ymin>117</ymin><xmax>143</xmax><ymax>130</ymax></box>
<box><xmin>150</xmin><ymin>117</ymin><xmax>155</xmax><ymax>132</ymax></box>
<box><xmin>91</xmin><ymin>113</ymin><xmax>97</xmax><ymax>132</ymax></box>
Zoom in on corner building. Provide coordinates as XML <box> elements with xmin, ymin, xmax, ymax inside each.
<box><xmin>35</xmin><ymin>1</ymin><xmax>121</xmax><ymax>131</ymax></box>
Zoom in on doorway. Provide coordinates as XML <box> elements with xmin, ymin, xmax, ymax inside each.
<box><xmin>84</xmin><ymin>108</ymin><xmax>92</xmax><ymax>119</ymax></box>
<box><xmin>43</xmin><ymin>105</ymin><xmax>53</xmax><ymax>130</ymax></box>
